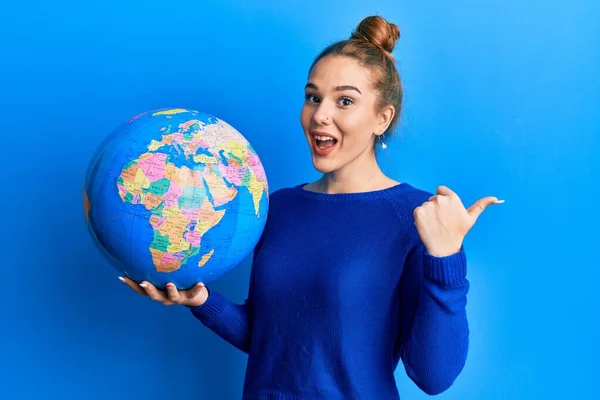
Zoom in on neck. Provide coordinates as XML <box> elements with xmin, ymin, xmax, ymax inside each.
<box><xmin>316</xmin><ymin>152</ymin><xmax>394</xmax><ymax>194</ymax></box>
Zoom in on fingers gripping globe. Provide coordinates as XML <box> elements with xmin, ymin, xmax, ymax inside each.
<box><xmin>83</xmin><ymin>108</ymin><xmax>269</xmax><ymax>290</ymax></box>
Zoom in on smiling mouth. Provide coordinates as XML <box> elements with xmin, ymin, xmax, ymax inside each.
<box><xmin>311</xmin><ymin>134</ymin><xmax>338</xmax><ymax>156</ymax></box>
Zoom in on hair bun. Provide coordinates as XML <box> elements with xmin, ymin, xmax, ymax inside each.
<box><xmin>351</xmin><ymin>15</ymin><xmax>401</xmax><ymax>55</ymax></box>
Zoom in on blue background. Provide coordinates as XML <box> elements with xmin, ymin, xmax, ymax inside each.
<box><xmin>1</xmin><ymin>0</ymin><xmax>598</xmax><ymax>399</ymax></box>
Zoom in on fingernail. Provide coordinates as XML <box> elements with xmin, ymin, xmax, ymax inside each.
<box><xmin>495</xmin><ymin>199</ymin><xmax>505</xmax><ymax>204</ymax></box>
<box><xmin>166</xmin><ymin>283</ymin><xmax>174</xmax><ymax>288</ymax></box>
<box><xmin>198</xmin><ymin>282</ymin><xmax>205</xmax><ymax>287</ymax></box>
<box><xmin>139</xmin><ymin>282</ymin><xmax>147</xmax><ymax>287</ymax></box>
<box><xmin>118</xmin><ymin>276</ymin><xmax>125</xmax><ymax>282</ymax></box>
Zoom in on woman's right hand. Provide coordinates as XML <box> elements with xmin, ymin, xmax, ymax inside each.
<box><xmin>119</xmin><ymin>276</ymin><xmax>209</xmax><ymax>307</ymax></box>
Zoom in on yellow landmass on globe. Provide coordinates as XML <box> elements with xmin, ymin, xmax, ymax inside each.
<box><xmin>119</xmin><ymin>164</ymin><xmax>152</xmax><ymax>203</ymax></box>
<box><xmin>224</xmin><ymin>139</ymin><xmax>248</xmax><ymax>160</ymax></box>
<box><xmin>152</xmin><ymin>108</ymin><xmax>189</xmax><ymax>116</ymax></box>
<box><xmin>198</xmin><ymin>249</ymin><xmax>214</xmax><ymax>267</ymax></box>
<box><xmin>134</xmin><ymin>168</ymin><xmax>151</xmax><ymax>188</ymax></box>
<box><xmin>195</xmin><ymin>197</ymin><xmax>226</xmax><ymax>236</ymax></box>
<box><xmin>193</xmin><ymin>153</ymin><xmax>217</xmax><ymax>164</ymax></box>
<box><xmin>203</xmin><ymin>173</ymin><xmax>238</xmax><ymax>204</ymax></box>
<box><xmin>246</xmin><ymin>174</ymin><xmax>266</xmax><ymax>216</ymax></box>
<box><xmin>167</xmin><ymin>234</ymin><xmax>192</xmax><ymax>254</ymax></box>
<box><xmin>160</xmin><ymin>207</ymin><xmax>192</xmax><ymax>245</ymax></box>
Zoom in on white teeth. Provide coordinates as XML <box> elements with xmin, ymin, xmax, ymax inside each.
<box><xmin>314</xmin><ymin>135</ymin><xmax>335</xmax><ymax>141</ymax></box>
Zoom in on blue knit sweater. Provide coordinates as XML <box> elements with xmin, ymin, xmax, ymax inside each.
<box><xmin>189</xmin><ymin>182</ymin><xmax>470</xmax><ymax>399</ymax></box>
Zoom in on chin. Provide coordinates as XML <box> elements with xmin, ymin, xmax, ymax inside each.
<box><xmin>310</xmin><ymin>154</ymin><xmax>339</xmax><ymax>174</ymax></box>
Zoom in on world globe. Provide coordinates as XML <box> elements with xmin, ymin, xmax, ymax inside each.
<box><xmin>83</xmin><ymin>108</ymin><xmax>269</xmax><ymax>290</ymax></box>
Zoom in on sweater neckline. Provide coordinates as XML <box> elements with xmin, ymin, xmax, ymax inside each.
<box><xmin>290</xmin><ymin>181</ymin><xmax>413</xmax><ymax>202</ymax></box>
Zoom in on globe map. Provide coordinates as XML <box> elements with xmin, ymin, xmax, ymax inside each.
<box><xmin>83</xmin><ymin>108</ymin><xmax>269</xmax><ymax>289</ymax></box>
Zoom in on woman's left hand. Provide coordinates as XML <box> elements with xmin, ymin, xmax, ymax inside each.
<box><xmin>413</xmin><ymin>185</ymin><xmax>504</xmax><ymax>257</ymax></box>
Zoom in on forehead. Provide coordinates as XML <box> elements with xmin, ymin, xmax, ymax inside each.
<box><xmin>307</xmin><ymin>56</ymin><xmax>373</xmax><ymax>91</ymax></box>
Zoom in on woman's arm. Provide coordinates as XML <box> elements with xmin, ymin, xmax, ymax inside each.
<box><xmin>188</xmin><ymin>290</ymin><xmax>253</xmax><ymax>353</ymax></box>
<box><xmin>187</xmin><ymin>233</ymin><xmax>267</xmax><ymax>354</ymax></box>
<box><xmin>397</xmin><ymin>243</ymin><xmax>470</xmax><ymax>395</ymax></box>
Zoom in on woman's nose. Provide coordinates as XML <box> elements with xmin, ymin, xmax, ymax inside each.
<box><xmin>312</xmin><ymin>104</ymin><xmax>332</xmax><ymax>126</ymax></box>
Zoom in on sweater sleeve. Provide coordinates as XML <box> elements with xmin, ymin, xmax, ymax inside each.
<box><xmin>187</xmin><ymin>290</ymin><xmax>252</xmax><ymax>353</ymax></box>
<box><xmin>398</xmin><ymin>242</ymin><xmax>470</xmax><ymax>395</ymax></box>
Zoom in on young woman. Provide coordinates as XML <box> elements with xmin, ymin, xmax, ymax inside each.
<box><xmin>121</xmin><ymin>15</ymin><xmax>502</xmax><ymax>400</ymax></box>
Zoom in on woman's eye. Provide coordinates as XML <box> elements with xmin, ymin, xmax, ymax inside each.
<box><xmin>305</xmin><ymin>94</ymin><xmax>320</xmax><ymax>103</ymax></box>
<box><xmin>338</xmin><ymin>97</ymin><xmax>353</xmax><ymax>107</ymax></box>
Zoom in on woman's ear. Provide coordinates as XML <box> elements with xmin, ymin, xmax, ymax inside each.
<box><xmin>375</xmin><ymin>104</ymin><xmax>395</xmax><ymax>136</ymax></box>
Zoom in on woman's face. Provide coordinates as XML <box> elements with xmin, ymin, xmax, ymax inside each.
<box><xmin>300</xmin><ymin>55</ymin><xmax>394</xmax><ymax>174</ymax></box>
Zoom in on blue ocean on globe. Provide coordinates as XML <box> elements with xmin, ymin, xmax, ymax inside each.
<box><xmin>83</xmin><ymin>108</ymin><xmax>269</xmax><ymax>289</ymax></box>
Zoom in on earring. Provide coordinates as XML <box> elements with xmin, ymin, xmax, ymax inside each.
<box><xmin>380</xmin><ymin>133</ymin><xmax>387</xmax><ymax>150</ymax></box>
